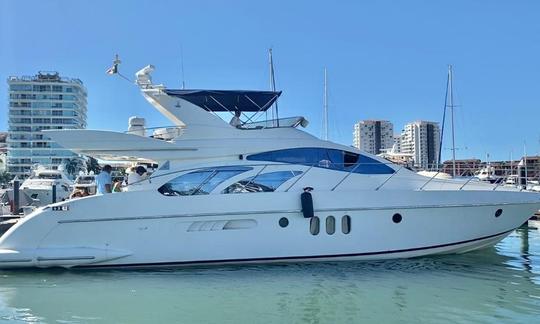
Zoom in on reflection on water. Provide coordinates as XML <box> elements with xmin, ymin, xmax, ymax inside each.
<box><xmin>1</xmin><ymin>224</ymin><xmax>540</xmax><ymax>323</ymax></box>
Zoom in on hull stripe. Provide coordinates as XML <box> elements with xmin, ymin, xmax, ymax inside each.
<box><xmin>77</xmin><ymin>228</ymin><xmax>515</xmax><ymax>269</ymax></box>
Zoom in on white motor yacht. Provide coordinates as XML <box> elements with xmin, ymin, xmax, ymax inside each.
<box><xmin>474</xmin><ymin>166</ymin><xmax>504</xmax><ymax>184</ymax></box>
<box><xmin>0</xmin><ymin>65</ymin><xmax>539</xmax><ymax>269</ymax></box>
<box><xmin>20</xmin><ymin>166</ymin><xmax>73</xmax><ymax>206</ymax></box>
<box><xmin>73</xmin><ymin>173</ymin><xmax>97</xmax><ymax>195</ymax></box>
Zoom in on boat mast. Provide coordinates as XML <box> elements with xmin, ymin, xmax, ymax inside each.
<box><xmin>323</xmin><ymin>68</ymin><xmax>328</xmax><ymax>141</ymax></box>
<box><xmin>269</xmin><ymin>49</ymin><xmax>279</xmax><ymax>127</ymax></box>
<box><xmin>448</xmin><ymin>65</ymin><xmax>457</xmax><ymax>177</ymax></box>
<box><xmin>438</xmin><ymin>67</ymin><xmax>449</xmax><ymax>171</ymax></box>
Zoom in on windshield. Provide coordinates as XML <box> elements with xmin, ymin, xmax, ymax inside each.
<box><xmin>76</xmin><ymin>176</ymin><xmax>95</xmax><ymax>184</ymax></box>
<box><xmin>37</xmin><ymin>173</ymin><xmax>61</xmax><ymax>180</ymax></box>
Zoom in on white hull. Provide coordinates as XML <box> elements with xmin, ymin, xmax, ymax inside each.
<box><xmin>1</xmin><ymin>190</ymin><xmax>538</xmax><ymax>269</ymax></box>
<box><xmin>21</xmin><ymin>187</ymin><xmax>71</xmax><ymax>205</ymax></box>
<box><xmin>3</xmin><ymin>65</ymin><xmax>538</xmax><ymax>270</ymax></box>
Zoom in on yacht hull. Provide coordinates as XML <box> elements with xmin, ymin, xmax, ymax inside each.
<box><xmin>0</xmin><ymin>190</ymin><xmax>538</xmax><ymax>269</ymax></box>
<box><xmin>21</xmin><ymin>187</ymin><xmax>71</xmax><ymax>206</ymax></box>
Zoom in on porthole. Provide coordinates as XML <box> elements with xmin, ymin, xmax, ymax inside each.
<box><xmin>279</xmin><ymin>217</ymin><xmax>289</xmax><ymax>228</ymax></box>
<box><xmin>326</xmin><ymin>216</ymin><xmax>336</xmax><ymax>235</ymax></box>
<box><xmin>495</xmin><ymin>209</ymin><xmax>503</xmax><ymax>218</ymax></box>
<box><xmin>310</xmin><ymin>216</ymin><xmax>320</xmax><ymax>235</ymax></box>
<box><xmin>342</xmin><ymin>215</ymin><xmax>351</xmax><ymax>234</ymax></box>
<box><xmin>392</xmin><ymin>213</ymin><xmax>402</xmax><ymax>224</ymax></box>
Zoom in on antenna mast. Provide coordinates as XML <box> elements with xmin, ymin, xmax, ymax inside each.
<box><xmin>449</xmin><ymin>65</ymin><xmax>456</xmax><ymax>177</ymax></box>
<box><xmin>180</xmin><ymin>46</ymin><xmax>186</xmax><ymax>89</ymax></box>
<box><xmin>269</xmin><ymin>49</ymin><xmax>279</xmax><ymax>126</ymax></box>
<box><xmin>323</xmin><ymin>68</ymin><xmax>328</xmax><ymax>141</ymax></box>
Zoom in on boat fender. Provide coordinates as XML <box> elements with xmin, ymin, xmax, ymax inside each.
<box><xmin>301</xmin><ymin>187</ymin><xmax>314</xmax><ymax>218</ymax></box>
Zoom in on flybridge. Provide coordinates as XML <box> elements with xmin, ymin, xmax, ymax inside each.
<box><xmin>163</xmin><ymin>89</ymin><xmax>281</xmax><ymax>113</ymax></box>
<box><xmin>162</xmin><ymin>89</ymin><xmax>307</xmax><ymax>129</ymax></box>
<box><xmin>132</xmin><ymin>64</ymin><xmax>308</xmax><ymax>130</ymax></box>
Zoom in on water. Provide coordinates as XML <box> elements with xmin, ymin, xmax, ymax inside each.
<box><xmin>1</xmin><ymin>224</ymin><xmax>539</xmax><ymax>323</ymax></box>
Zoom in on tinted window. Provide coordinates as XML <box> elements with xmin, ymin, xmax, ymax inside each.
<box><xmin>247</xmin><ymin>148</ymin><xmax>393</xmax><ymax>174</ymax></box>
<box><xmin>222</xmin><ymin>171</ymin><xmax>302</xmax><ymax>194</ymax></box>
<box><xmin>310</xmin><ymin>216</ymin><xmax>320</xmax><ymax>235</ymax></box>
<box><xmin>342</xmin><ymin>215</ymin><xmax>351</xmax><ymax>234</ymax></box>
<box><xmin>158</xmin><ymin>166</ymin><xmax>251</xmax><ymax>196</ymax></box>
<box><xmin>326</xmin><ymin>216</ymin><xmax>336</xmax><ymax>235</ymax></box>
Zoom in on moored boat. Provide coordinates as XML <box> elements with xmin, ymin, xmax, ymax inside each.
<box><xmin>0</xmin><ymin>65</ymin><xmax>539</xmax><ymax>269</ymax></box>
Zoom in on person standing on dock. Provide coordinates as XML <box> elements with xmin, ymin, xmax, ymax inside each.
<box><xmin>96</xmin><ymin>165</ymin><xmax>113</xmax><ymax>194</ymax></box>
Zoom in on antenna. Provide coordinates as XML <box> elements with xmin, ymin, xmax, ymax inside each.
<box><xmin>180</xmin><ymin>45</ymin><xmax>186</xmax><ymax>89</ymax></box>
<box><xmin>269</xmin><ymin>48</ymin><xmax>279</xmax><ymax>126</ymax></box>
<box><xmin>106</xmin><ymin>54</ymin><xmax>133</xmax><ymax>83</ymax></box>
<box><xmin>323</xmin><ymin>68</ymin><xmax>328</xmax><ymax>141</ymax></box>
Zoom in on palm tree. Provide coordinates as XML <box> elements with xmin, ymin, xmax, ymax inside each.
<box><xmin>86</xmin><ymin>156</ymin><xmax>101</xmax><ymax>174</ymax></box>
<box><xmin>65</xmin><ymin>158</ymin><xmax>81</xmax><ymax>177</ymax></box>
<box><xmin>0</xmin><ymin>171</ymin><xmax>12</xmax><ymax>185</ymax></box>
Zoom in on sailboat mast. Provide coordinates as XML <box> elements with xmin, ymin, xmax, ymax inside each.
<box><xmin>449</xmin><ymin>65</ymin><xmax>456</xmax><ymax>177</ymax></box>
<box><xmin>323</xmin><ymin>68</ymin><xmax>328</xmax><ymax>141</ymax></box>
<box><xmin>438</xmin><ymin>68</ymin><xmax>450</xmax><ymax>169</ymax></box>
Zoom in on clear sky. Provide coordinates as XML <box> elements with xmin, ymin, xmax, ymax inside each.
<box><xmin>1</xmin><ymin>0</ymin><xmax>539</xmax><ymax>161</ymax></box>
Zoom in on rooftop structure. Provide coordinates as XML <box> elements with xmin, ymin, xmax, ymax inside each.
<box><xmin>7</xmin><ymin>72</ymin><xmax>87</xmax><ymax>177</ymax></box>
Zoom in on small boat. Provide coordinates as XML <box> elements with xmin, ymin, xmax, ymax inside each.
<box><xmin>473</xmin><ymin>166</ymin><xmax>504</xmax><ymax>184</ymax></box>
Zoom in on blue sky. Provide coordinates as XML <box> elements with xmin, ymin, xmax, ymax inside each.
<box><xmin>1</xmin><ymin>0</ymin><xmax>539</xmax><ymax>161</ymax></box>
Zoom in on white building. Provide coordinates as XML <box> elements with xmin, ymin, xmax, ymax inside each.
<box><xmin>352</xmin><ymin>120</ymin><xmax>394</xmax><ymax>155</ymax></box>
<box><xmin>7</xmin><ymin>72</ymin><xmax>87</xmax><ymax>178</ymax></box>
<box><xmin>399</xmin><ymin>121</ymin><xmax>440</xmax><ymax>170</ymax></box>
<box><xmin>0</xmin><ymin>132</ymin><xmax>6</xmax><ymax>173</ymax></box>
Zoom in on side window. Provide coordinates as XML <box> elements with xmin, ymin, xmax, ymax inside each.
<box><xmin>342</xmin><ymin>215</ymin><xmax>351</xmax><ymax>234</ymax></box>
<box><xmin>310</xmin><ymin>216</ymin><xmax>320</xmax><ymax>235</ymax></box>
<box><xmin>247</xmin><ymin>148</ymin><xmax>394</xmax><ymax>174</ymax></box>
<box><xmin>222</xmin><ymin>171</ymin><xmax>302</xmax><ymax>194</ymax></box>
<box><xmin>158</xmin><ymin>166</ymin><xmax>251</xmax><ymax>196</ymax></box>
<box><xmin>326</xmin><ymin>216</ymin><xmax>335</xmax><ymax>235</ymax></box>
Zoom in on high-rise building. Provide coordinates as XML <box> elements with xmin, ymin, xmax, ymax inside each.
<box><xmin>352</xmin><ymin>120</ymin><xmax>394</xmax><ymax>155</ymax></box>
<box><xmin>399</xmin><ymin>120</ymin><xmax>440</xmax><ymax>170</ymax></box>
<box><xmin>7</xmin><ymin>72</ymin><xmax>87</xmax><ymax>178</ymax></box>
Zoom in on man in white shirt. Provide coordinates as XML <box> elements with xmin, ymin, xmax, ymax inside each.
<box><xmin>95</xmin><ymin>165</ymin><xmax>112</xmax><ymax>194</ymax></box>
<box><xmin>229</xmin><ymin>110</ymin><xmax>242</xmax><ymax>128</ymax></box>
<box><xmin>127</xmin><ymin>166</ymin><xmax>147</xmax><ymax>187</ymax></box>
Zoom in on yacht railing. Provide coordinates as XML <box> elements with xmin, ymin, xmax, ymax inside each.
<box><xmin>374</xmin><ymin>165</ymin><xmax>405</xmax><ymax>191</ymax></box>
<box><xmin>418</xmin><ymin>170</ymin><xmax>442</xmax><ymax>190</ymax></box>
<box><xmin>240</xmin><ymin>116</ymin><xmax>308</xmax><ymax>130</ymax></box>
<box><xmin>124</xmin><ymin>125</ymin><xmax>184</xmax><ymax>141</ymax></box>
<box><xmin>135</xmin><ymin>160</ymin><xmax>538</xmax><ymax>193</ymax></box>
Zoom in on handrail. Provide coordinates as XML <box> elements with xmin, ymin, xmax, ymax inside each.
<box><xmin>239</xmin><ymin>165</ymin><xmax>268</xmax><ymax>192</ymax></box>
<box><xmin>419</xmin><ymin>170</ymin><xmax>441</xmax><ymax>190</ymax></box>
<box><xmin>284</xmin><ymin>164</ymin><xmax>315</xmax><ymax>192</ymax></box>
<box><xmin>458</xmin><ymin>175</ymin><xmax>476</xmax><ymax>190</ymax></box>
<box><xmin>191</xmin><ymin>170</ymin><xmax>218</xmax><ymax>195</ymax></box>
<box><xmin>331</xmin><ymin>163</ymin><xmax>361</xmax><ymax>191</ymax></box>
<box><xmin>375</xmin><ymin>165</ymin><xmax>404</xmax><ymax>191</ymax></box>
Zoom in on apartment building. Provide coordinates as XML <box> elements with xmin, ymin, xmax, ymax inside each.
<box><xmin>7</xmin><ymin>72</ymin><xmax>87</xmax><ymax>177</ymax></box>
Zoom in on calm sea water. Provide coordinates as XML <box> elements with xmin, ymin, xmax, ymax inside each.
<box><xmin>1</xmin><ymin>223</ymin><xmax>539</xmax><ymax>324</ymax></box>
